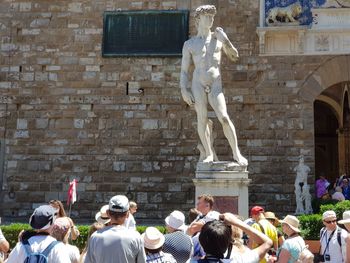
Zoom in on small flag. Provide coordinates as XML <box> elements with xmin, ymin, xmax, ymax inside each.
<box><xmin>67</xmin><ymin>179</ymin><xmax>77</xmax><ymax>205</ymax></box>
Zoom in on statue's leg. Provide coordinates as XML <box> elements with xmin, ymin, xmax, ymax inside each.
<box><xmin>208</xmin><ymin>81</ymin><xmax>248</xmax><ymax>165</ymax></box>
<box><xmin>192</xmin><ymin>83</ymin><xmax>213</xmax><ymax>163</ymax></box>
<box><xmin>294</xmin><ymin>186</ymin><xmax>303</xmax><ymax>214</ymax></box>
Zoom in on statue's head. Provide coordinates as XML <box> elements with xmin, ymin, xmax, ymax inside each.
<box><xmin>298</xmin><ymin>155</ymin><xmax>304</xmax><ymax>163</ymax></box>
<box><xmin>194</xmin><ymin>5</ymin><xmax>217</xmax><ymax>29</ymax></box>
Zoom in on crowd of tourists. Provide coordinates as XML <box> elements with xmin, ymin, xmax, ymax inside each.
<box><xmin>1</xmin><ymin>194</ymin><xmax>350</xmax><ymax>262</ymax></box>
<box><xmin>316</xmin><ymin>173</ymin><xmax>350</xmax><ymax>201</ymax></box>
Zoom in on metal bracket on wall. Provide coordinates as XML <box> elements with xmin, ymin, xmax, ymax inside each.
<box><xmin>0</xmin><ymin>139</ymin><xmax>7</xmax><ymax>191</ymax></box>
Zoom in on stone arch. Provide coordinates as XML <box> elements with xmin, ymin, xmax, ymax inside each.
<box><xmin>299</xmin><ymin>55</ymin><xmax>350</xmax><ymax>103</ymax></box>
<box><xmin>316</xmin><ymin>95</ymin><xmax>341</xmax><ymax>125</ymax></box>
<box><xmin>341</xmin><ymin>86</ymin><xmax>350</xmax><ymax>128</ymax></box>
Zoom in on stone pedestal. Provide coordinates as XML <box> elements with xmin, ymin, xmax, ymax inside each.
<box><xmin>193</xmin><ymin>161</ymin><xmax>250</xmax><ymax>219</ymax></box>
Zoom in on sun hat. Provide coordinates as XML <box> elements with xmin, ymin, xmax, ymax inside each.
<box><xmin>338</xmin><ymin>211</ymin><xmax>350</xmax><ymax>224</ymax></box>
<box><xmin>322</xmin><ymin>210</ymin><xmax>336</xmax><ymax>221</ymax></box>
<box><xmin>95</xmin><ymin>204</ymin><xmax>111</xmax><ymax>225</ymax></box>
<box><xmin>142</xmin><ymin>227</ymin><xmax>165</xmax><ymax>250</ymax></box>
<box><xmin>109</xmin><ymin>195</ymin><xmax>129</xmax><ymax>213</ymax></box>
<box><xmin>279</xmin><ymin>215</ymin><xmax>301</xmax><ymax>233</ymax></box>
<box><xmin>165</xmin><ymin>210</ymin><xmax>186</xmax><ymax>230</ymax></box>
<box><xmin>29</xmin><ymin>205</ymin><xmax>57</xmax><ymax>230</ymax></box>
<box><xmin>264</xmin><ymin>211</ymin><xmax>279</xmax><ymax>223</ymax></box>
<box><xmin>250</xmin><ymin>206</ymin><xmax>264</xmax><ymax>216</ymax></box>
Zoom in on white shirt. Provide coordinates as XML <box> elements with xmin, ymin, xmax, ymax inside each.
<box><xmin>196</xmin><ymin>210</ymin><xmax>220</xmax><ymax>224</ymax></box>
<box><xmin>320</xmin><ymin>226</ymin><xmax>347</xmax><ymax>263</ymax></box>
<box><xmin>332</xmin><ymin>192</ymin><xmax>345</xmax><ymax>201</ymax></box>
<box><xmin>0</xmin><ymin>229</ymin><xmax>5</xmax><ymax>242</ymax></box>
<box><xmin>124</xmin><ymin>213</ymin><xmax>136</xmax><ymax>230</ymax></box>
<box><xmin>6</xmin><ymin>235</ymin><xmax>71</xmax><ymax>263</ymax></box>
<box><xmin>66</xmin><ymin>243</ymin><xmax>80</xmax><ymax>263</ymax></box>
<box><xmin>230</xmin><ymin>249</ymin><xmax>259</xmax><ymax>263</ymax></box>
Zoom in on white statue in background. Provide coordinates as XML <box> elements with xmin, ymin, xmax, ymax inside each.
<box><xmin>294</xmin><ymin>155</ymin><xmax>313</xmax><ymax>214</ymax></box>
<box><xmin>180</xmin><ymin>5</ymin><xmax>247</xmax><ymax>165</ymax></box>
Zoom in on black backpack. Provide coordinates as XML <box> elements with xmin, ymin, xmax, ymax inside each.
<box><xmin>198</xmin><ymin>257</ymin><xmax>223</xmax><ymax>263</ymax></box>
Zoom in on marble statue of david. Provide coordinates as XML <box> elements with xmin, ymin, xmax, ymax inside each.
<box><xmin>180</xmin><ymin>5</ymin><xmax>247</xmax><ymax>166</ymax></box>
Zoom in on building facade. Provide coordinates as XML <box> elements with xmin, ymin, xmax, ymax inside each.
<box><xmin>0</xmin><ymin>0</ymin><xmax>349</xmax><ymax>222</ymax></box>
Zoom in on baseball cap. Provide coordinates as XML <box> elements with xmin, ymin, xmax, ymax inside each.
<box><xmin>29</xmin><ymin>205</ymin><xmax>57</xmax><ymax>230</ymax></box>
<box><xmin>109</xmin><ymin>195</ymin><xmax>129</xmax><ymax>213</ymax></box>
<box><xmin>322</xmin><ymin>210</ymin><xmax>336</xmax><ymax>221</ymax></box>
<box><xmin>251</xmin><ymin>206</ymin><xmax>264</xmax><ymax>216</ymax></box>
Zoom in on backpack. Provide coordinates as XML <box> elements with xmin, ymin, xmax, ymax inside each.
<box><xmin>22</xmin><ymin>240</ymin><xmax>59</xmax><ymax>263</ymax></box>
<box><xmin>295</xmin><ymin>245</ymin><xmax>314</xmax><ymax>263</ymax></box>
<box><xmin>197</xmin><ymin>257</ymin><xmax>223</xmax><ymax>263</ymax></box>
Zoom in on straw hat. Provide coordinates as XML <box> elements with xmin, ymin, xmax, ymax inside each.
<box><xmin>264</xmin><ymin>211</ymin><xmax>279</xmax><ymax>223</ymax></box>
<box><xmin>95</xmin><ymin>205</ymin><xmax>111</xmax><ymax>225</ymax></box>
<box><xmin>338</xmin><ymin>211</ymin><xmax>350</xmax><ymax>224</ymax></box>
<box><xmin>279</xmin><ymin>215</ymin><xmax>301</xmax><ymax>233</ymax></box>
<box><xmin>142</xmin><ymin>227</ymin><xmax>165</xmax><ymax>250</ymax></box>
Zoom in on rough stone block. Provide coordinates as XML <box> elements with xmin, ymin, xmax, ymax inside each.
<box><xmin>86</xmin><ymin>65</ymin><xmax>100</xmax><ymax>72</ymax></box>
<box><xmin>17</xmin><ymin>119</ymin><xmax>28</xmax><ymax>130</ymax></box>
<box><xmin>14</xmin><ymin>130</ymin><xmax>29</xmax><ymax>138</ymax></box>
<box><xmin>36</xmin><ymin>119</ymin><xmax>48</xmax><ymax>129</ymax></box>
<box><xmin>46</xmin><ymin>65</ymin><xmax>61</xmax><ymax>71</ymax></box>
<box><xmin>68</xmin><ymin>3</ymin><xmax>83</xmax><ymax>12</ymax></box>
<box><xmin>19</xmin><ymin>2</ymin><xmax>31</xmax><ymax>11</ymax></box>
<box><xmin>113</xmin><ymin>161</ymin><xmax>126</xmax><ymax>172</ymax></box>
<box><xmin>142</xmin><ymin>119</ymin><xmax>158</xmax><ymax>130</ymax></box>
<box><xmin>22</xmin><ymin>29</ymin><xmax>40</xmax><ymax>35</ymax></box>
<box><xmin>74</xmin><ymin>119</ymin><xmax>84</xmax><ymax>129</ymax></box>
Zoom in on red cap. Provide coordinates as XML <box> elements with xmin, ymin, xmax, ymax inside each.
<box><xmin>251</xmin><ymin>206</ymin><xmax>264</xmax><ymax>216</ymax></box>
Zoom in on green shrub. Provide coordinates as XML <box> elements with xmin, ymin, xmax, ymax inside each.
<box><xmin>1</xmin><ymin>224</ymin><xmax>167</xmax><ymax>252</ymax></box>
<box><xmin>71</xmin><ymin>225</ymin><xmax>90</xmax><ymax>251</ymax></box>
<box><xmin>319</xmin><ymin>200</ymin><xmax>350</xmax><ymax>219</ymax></box>
<box><xmin>312</xmin><ymin>198</ymin><xmax>338</xmax><ymax>214</ymax></box>
<box><xmin>298</xmin><ymin>214</ymin><xmax>323</xmax><ymax>240</ymax></box>
<box><xmin>0</xmin><ymin>224</ymin><xmax>31</xmax><ymax>249</ymax></box>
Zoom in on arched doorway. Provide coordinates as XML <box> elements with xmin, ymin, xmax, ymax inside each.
<box><xmin>314</xmin><ymin>100</ymin><xmax>339</xmax><ymax>183</ymax></box>
<box><xmin>342</xmin><ymin>91</ymin><xmax>350</xmax><ymax>176</ymax></box>
<box><xmin>299</xmin><ymin>56</ymin><xmax>350</xmax><ymax>188</ymax></box>
<box><xmin>314</xmin><ymin>83</ymin><xmax>350</xmax><ymax>184</ymax></box>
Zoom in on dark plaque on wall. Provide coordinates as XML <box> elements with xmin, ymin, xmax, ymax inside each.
<box><xmin>102</xmin><ymin>10</ymin><xmax>189</xmax><ymax>57</ymax></box>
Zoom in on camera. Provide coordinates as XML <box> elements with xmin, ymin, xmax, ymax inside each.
<box><xmin>316</xmin><ymin>254</ymin><xmax>330</xmax><ymax>262</ymax></box>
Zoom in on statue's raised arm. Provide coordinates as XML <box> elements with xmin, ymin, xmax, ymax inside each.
<box><xmin>214</xmin><ymin>27</ymin><xmax>239</xmax><ymax>62</ymax></box>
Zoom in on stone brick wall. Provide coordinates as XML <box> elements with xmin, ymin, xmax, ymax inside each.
<box><xmin>0</xmin><ymin>0</ymin><xmax>327</xmax><ymax>222</ymax></box>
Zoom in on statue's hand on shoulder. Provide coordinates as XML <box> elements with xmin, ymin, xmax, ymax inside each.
<box><xmin>181</xmin><ymin>89</ymin><xmax>195</xmax><ymax>106</ymax></box>
<box><xmin>214</xmin><ymin>27</ymin><xmax>229</xmax><ymax>44</ymax></box>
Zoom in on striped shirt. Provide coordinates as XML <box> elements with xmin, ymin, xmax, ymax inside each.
<box><xmin>146</xmin><ymin>251</ymin><xmax>177</xmax><ymax>263</ymax></box>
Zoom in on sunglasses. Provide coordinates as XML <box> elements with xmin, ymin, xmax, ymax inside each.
<box><xmin>324</xmin><ymin>220</ymin><xmax>337</xmax><ymax>224</ymax></box>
